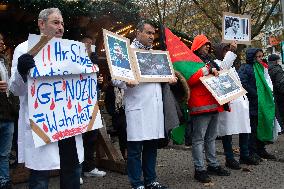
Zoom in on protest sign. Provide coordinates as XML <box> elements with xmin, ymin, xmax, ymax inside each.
<box><xmin>28</xmin><ymin>34</ymin><xmax>102</xmax><ymax>147</ymax></box>
<box><xmin>28</xmin><ymin>34</ymin><xmax>98</xmax><ymax>77</ymax></box>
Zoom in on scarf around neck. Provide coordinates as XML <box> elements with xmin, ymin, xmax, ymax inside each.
<box><xmin>131</xmin><ymin>38</ymin><xmax>152</xmax><ymax>50</ymax></box>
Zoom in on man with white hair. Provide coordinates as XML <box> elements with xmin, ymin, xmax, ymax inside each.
<box><xmin>10</xmin><ymin>8</ymin><xmax>83</xmax><ymax>189</ymax></box>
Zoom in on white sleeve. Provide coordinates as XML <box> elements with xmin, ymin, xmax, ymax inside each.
<box><xmin>112</xmin><ymin>80</ymin><xmax>127</xmax><ymax>89</ymax></box>
<box><xmin>9</xmin><ymin>42</ymin><xmax>28</xmax><ymax>96</ymax></box>
<box><xmin>221</xmin><ymin>51</ymin><xmax>237</xmax><ymax>70</ymax></box>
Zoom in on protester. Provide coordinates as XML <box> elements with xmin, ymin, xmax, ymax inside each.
<box><xmin>267</xmin><ymin>54</ymin><xmax>284</xmax><ymax>132</ymax></box>
<box><xmin>80</xmin><ymin>36</ymin><xmax>106</xmax><ymax>179</ymax></box>
<box><xmin>0</xmin><ymin>32</ymin><xmax>19</xmax><ymax>189</ymax></box>
<box><xmin>239</xmin><ymin>48</ymin><xmax>277</xmax><ymax>161</ymax></box>
<box><xmin>214</xmin><ymin>42</ymin><xmax>259</xmax><ymax>170</ymax></box>
<box><xmin>113</xmin><ymin>20</ymin><xmax>177</xmax><ymax>189</ymax></box>
<box><xmin>10</xmin><ymin>8</ymin><xmax>83</xmax><ymax>189</ymax></box>
<box><xmin>189</xmin><ymin>35</ymin><xmax>230</xmax><ymax>183</ymax></box>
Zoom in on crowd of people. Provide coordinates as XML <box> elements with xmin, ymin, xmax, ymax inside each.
<box><xmin>0</xmin><ymin>7</ymin><xmax>284</xmax><ymax>189</ymax></box>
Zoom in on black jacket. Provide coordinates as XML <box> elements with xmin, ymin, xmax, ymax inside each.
<box><xmin>268</xmin><ymin>62</ymin><xmax>284</xmax><ymax>127</ymax></box>
<box><xmin>238</xmin><ymin>48</ymin><xmax>263</xmax><ymax>116</ymax></box>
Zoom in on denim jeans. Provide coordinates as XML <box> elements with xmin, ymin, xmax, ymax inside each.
<box><xmin>222</xmin><ymin>133</ymin><xmax>249</xmax><ymax>160</ymax></box>
<box><xmin>191</xmin><ymin>113</ymin><xmax>219</xmax><ymax>171</ymax></box>
<box><xmin>0</xmin><ymin>121</ymin><xmax>14</xmax><ymax>186</ymax></box>
<box><xmin>127</xmin><ymin>140</ymin><xmax>158</xmax><ymax>188</ymax></box>
<box><xmin>29</xmin><ymin>137</ymin><xmax>81</xmax><ymax>189</ymax></box>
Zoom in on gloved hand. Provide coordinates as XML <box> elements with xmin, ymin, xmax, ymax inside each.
<box><xmin>17</xmin><ymin>54</ymin><xmax>35</xmax><ymax>82</ymax></box>
<box><xmin>90</xmin><ymin>52</ymin><xmax>99</xmax><ymax>65</ymax></box>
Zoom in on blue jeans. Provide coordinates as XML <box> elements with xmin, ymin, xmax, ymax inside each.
<box><xmin>191</xmin><ymin>113</ymin><xmax>219</xmax><ymax>171</ymax></box>
<box><xmin>127</xmin><ymin>140</ymin><xmax>158</xmax><ymax>188</ymax></box>
<box><xmin>222</xmin><ymin>133</ymin><xmax>249</xmax><ymax>160</ymax></box>
<box><xmin>0</xmin><ymin>121</ymin><xmax>14</xmax><ymax>186</ymax></box>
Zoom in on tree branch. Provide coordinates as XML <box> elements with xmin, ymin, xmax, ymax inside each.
<box><xmin>192</xmin><ymin>0</ymin><xmax>222</xmax><ymax>31</ymax></box>
<box><xmin>252</xmin><ymin>0</ymin><xmax>280</xmax><ymax>38</ymax></box>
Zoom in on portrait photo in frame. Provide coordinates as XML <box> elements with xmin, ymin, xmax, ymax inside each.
<box><xmin>131</xmin><ymin>49</ymin><xmax>175</xmax><ymax>82</ymax></box>
<box><xmin>200</xmin><ymin>71</ymin><xmax>247</xmax><ymax>105</ymax></box>
<box><xmin>103</xmin><ymin>29</ymin><xmax>137</xmax><ymax>83</ymax></box>
<box><xmin>222</xmin><ymin>12</ymin><xmax>251</xmax><ymax>45</ymax></box>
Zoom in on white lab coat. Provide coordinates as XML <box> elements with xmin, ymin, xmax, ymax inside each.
<box><xmin>9</xmin><ymin>41</ymin><xmax>84</xmax><ymax>170</ymax></box>
<box><xmin>215</xmin><ymin>51</ymin><xmax>251</xmax><ymax>136</ymax></box>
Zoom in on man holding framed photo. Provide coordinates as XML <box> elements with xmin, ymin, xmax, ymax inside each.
<box><xmin>113</xmin><ymin>20</ymin><xmax>177</xmax><ymax>189</ymax></box>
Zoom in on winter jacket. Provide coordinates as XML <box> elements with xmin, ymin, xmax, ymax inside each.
<box><xmin>268</xmin><ymin>62</ymin><xmax>284</xmax><ymax>127</ymax></box>
<box><xmin>188</xmin><ymin>35</ymin><xmax>223</xmax><ymax>115</ymax></box>
<box><xmin>0</xmin><ymin>54</ymin><xmax>19</xmax><ymax>121</ymax></box>
<box><xmin>238</xmin><ymin>48</ymin><xmax>263</xmax><ymax>116</ymax></box>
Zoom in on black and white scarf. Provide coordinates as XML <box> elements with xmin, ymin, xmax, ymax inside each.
<box><xmin>131</xmin><ymin>38</ymin><xmax>152</xmax><ymax>50</ymax></box>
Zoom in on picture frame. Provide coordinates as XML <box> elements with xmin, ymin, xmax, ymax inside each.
<box><xmin>222</xmin><ymin>12</ymin><xmax>251</xmax><ymax>45</ymax></box>
<box><xmin>103</xmin><ymin>29</ymin><xmax>138</xmax><ymax>83</ymax></box>
<box><xmin>131</xmin><ymin>49</ymin><xmax>175</xmax><ymax>82</ymax></box>
<box><xmin>200</xmin><ymin>70</ymin><xmax>247</xmax><ymax>105</ymax></box>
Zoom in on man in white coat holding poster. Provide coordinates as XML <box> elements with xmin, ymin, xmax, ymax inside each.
<box><xmin>9</xmin><ymin>8</ymin><xmax>83</xmax><ymax>189</ymax></box>
<box><xmin>113</xmin><ymin>21</ymin><xmax>177</xmax><ymax>189</ymax></box>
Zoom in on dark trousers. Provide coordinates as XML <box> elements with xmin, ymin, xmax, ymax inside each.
<box><xmin>222</xmin><ymin>133</ymin><xmax>249</xmax><ymax>160</ymax></box>
<box><xmin>249</xmin><ymin>115</ymin><xmax>266</xmax><ymax>154</ymax></box>
<box><xmin>112</xmin><ymin>109</ymin><xmax>127</xmax><ymax>155</ymax></box>
<box><xmin>127</xmin><ymin>140</ymin><xmax>158</xmax><ymax>188</ymax></box>
<box><xmin>29</xmin><ymin>137</ymin><xmax>80</xmax><ymax>189</ymax></box>
<box><xmin>82</xmin><ymin>130</ymin><xmax>98</xmax><ymax>172</ymax></box>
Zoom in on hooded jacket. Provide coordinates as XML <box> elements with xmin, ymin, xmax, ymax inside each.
<box><xmin>238</xmin><ymin>48</ymin><xmax>263</xmax><ymax>115</ymax></box>
<box><xmin>188</xmin><ymin>35</ymin><xmax>223</xmax><ymax>115</ymax></box>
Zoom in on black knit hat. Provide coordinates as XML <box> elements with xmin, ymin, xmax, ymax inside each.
<box><xmin>268</xmin><ymin>54</ymin><xmax>280</xmax><ymax>62</ymax></box>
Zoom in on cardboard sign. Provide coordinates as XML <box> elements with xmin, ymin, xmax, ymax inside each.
<box><xmin>28</xmin><ymin>34</ymin><xmax>98</xmax><ymax>78</ymax></box>
<box><xmin>28</xmin><ymin>73</ymin><xmax>102</xmax><ymax>147</ymax></box>
<box><xmin>27</xmin><ymin>34</ymin><xmax>102</xmax><ymax>147</ymax></box>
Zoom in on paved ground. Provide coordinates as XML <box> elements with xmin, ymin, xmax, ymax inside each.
<box><xmin>14</xmin><ymin>133</ymin><xmax>284</xmax><ymax>189</ymax></box>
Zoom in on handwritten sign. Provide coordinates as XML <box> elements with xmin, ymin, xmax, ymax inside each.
<box><xmin>28</xmin><ymin>34</ymin><xmax>98</xmax><ymax>77</ymax></box>
<box><xmin>27</xmin><ymin>34</ymin><xmax>102</xmax><ymax>147</ymax></box>
<box><xmin>28</xmin><ymin>73</ymin><xmax>102</xmax><ymax>147</ymax></box>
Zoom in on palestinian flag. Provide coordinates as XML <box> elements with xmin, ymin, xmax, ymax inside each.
<box><xmin>254</xmin><ymin>61</ymin><xmax>275</xmax><ymax>142</ymax></box>
<box><xmin>164</xmin><ymin>28</ymin><xmax>204</xmax><ymax>85</ymax></box>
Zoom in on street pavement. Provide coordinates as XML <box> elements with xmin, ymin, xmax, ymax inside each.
<box><xmin>14</xmin><ymin>134</ymin><xmax>284</xmax><ymax>189</ymax></box>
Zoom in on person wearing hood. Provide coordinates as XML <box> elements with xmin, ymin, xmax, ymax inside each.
<box><xmin>238</xmin><ymin>48</ymin><xmax>277</xmax><ymax>161</ymax></box>
<box><xmin>267</xmin><ymin>54</ymin><xmax>284</xmax><ymax>132</ymax></box>
<box><xmin>188</xmin><ymin>35</ymin><xmax>230</xmax><ymax>184</ymax></box>
<box><xmin>214</xmin><ymin>42</ymin><xmax>259</xmax><ymax>170</ymax></box>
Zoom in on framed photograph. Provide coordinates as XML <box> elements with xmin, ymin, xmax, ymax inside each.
<box><xmin>103</xmin><ymin>29</ymin><xmax>137</xmax><ymax>83</ymax></box>
<box><xmin>200</xmin><ymin>71</ymin><xmax>247</xmax><ymax>105</ymax></box>
<box><xmin>222</xmin><ymin>12</ymin><xmax>251</xmax><ymax>45</ymax></box>
<box><xmin>132</xmin><ymin>49</ymin><xmax>175</xmax><ymax>82</ymax></box>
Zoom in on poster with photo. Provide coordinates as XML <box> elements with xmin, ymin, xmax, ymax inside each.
<box><xmin>222</xmin><ymin>12</ymin><xmax>251</xmax><ymax>45</ymax></box>
<box><xmin>132</xmin><ymin>49</ymin><xmax>175</xmax><ymax>82</ymax></box>
<box><xmin>103</xmin><ymin>29</ymin><xmax>137</xmax><ymax>83</ymax></box>
<box><xmin>200</xmin><ymin>71</ymin><xmax>247</xmax><ymax>105</ymax></box>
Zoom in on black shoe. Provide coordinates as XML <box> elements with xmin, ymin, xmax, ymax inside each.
<box><xmin>207</xmin><ymin>166</ymin><xmax>230</xmax><ymax>176</ymax></box>
<box><xmin>225</xmin><ymin>158</ymin><xmax>241</xmax><ymax>170</ymax></box>
<box><xmin>194</xmin><ymin>170</ymin><xmax>211</xmax><ymax>183</ymax></box>
<box><xmin>145</xmin><ymin>182</ymin><xmax>168</xmax><ymax>189</ymax></box>
<box><xmin>240</xmin><ymin>155</ymin><xmax>260</xmax><ymax>165</ymax></box>
<box><xmin>257</xmin><ymin>150</ymin><xmax>276</xmax><ymax>160</ymax></box>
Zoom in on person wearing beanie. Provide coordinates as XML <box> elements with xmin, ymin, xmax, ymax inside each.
<box><xmin>267</xmin><ymin>54</ymin><xmax>284</xmax><ymax>133</ymax></box>
<box><xmin>238</xmin><ymin>49</ymin><xmax>278</xmax><ymax>162</ymax></box>
<box><xmin>188</xmin><ymin>34</ymin><xmax>230</xmax><ymax>183</ymax></box>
